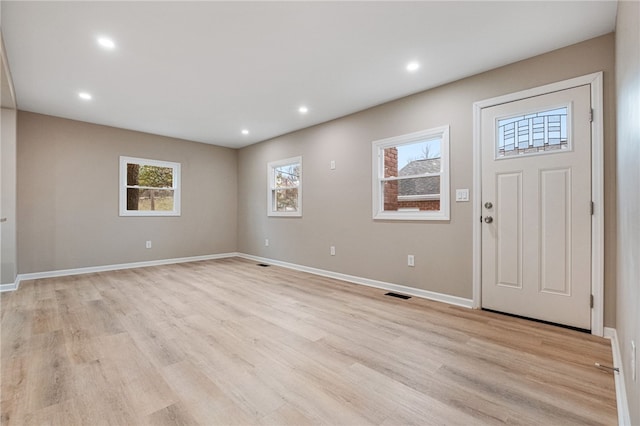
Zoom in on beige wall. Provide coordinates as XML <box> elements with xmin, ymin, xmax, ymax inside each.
<box><xmin>615</xmin><ymin>1</ymin><xmax>640</xmax><ymax>423</ymax></box>
<box><xmin>13</xmin><ymin>35</ymin><xmax>620</xmax><ymax>330</ymax></box>
<box><xmin>17</xmin><ymin>112</ymin><xmax>238</xmax><ymax>273</ymax></box>
<box><xmin>238</xmin><ymin>34</ymin><xmax>617</xmax><ymax>326</ymax></box>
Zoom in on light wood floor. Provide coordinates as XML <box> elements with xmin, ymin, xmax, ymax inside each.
<box><xmin>1</xmin><ymin>257</ymin><xmax>617</xmax><ymax>425</ymax></box>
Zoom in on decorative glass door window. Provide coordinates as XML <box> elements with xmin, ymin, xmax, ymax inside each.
<box><xmin>496</xmin><ymin>106</ymin><xmax>570</xmax><ymax>158</ymax></box>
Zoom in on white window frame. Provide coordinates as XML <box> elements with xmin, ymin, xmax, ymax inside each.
<box><xmin>267</xmin><ymin>156</ymin><xmax>302</xmax><ymax>217</ymax></box>
<box><xmin>372</xmin><ymin>126</ymin><xmax>450</xmax><ymax>221</ymax></box>
<box><xmin>119</xmin><ymin>156</ymin><xmax>181</xmax><ymax>217</ymax></box>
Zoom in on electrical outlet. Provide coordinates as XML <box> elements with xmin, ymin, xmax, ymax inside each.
<box><xmin>407</xmin><ymin>255</ymin><xmax>415</xmax><ymax>267</ymax></box>
<box><xmin>265</xmin><ymin>239</ymin><xmax>269</xmax><ymax>247</ymax></box>
<box><xmin>632</xmin><ymin>340</ymin><xmax>636</xmax><ymax>382</ymax></box>
<box><xmin>145</xmin><ymin>241</ymin><xmax>152</xmax><ymax>249</ymax></box>
<box><xmin>330</xmin><ymin>246</ymin><xmax>335</xmax><ymax>256</ymax></box>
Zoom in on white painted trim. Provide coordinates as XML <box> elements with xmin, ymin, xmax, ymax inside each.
<box><xmin>4</xmin><ymin>251</ymin><xmax>474</xmax><ymax>309</ymax></box>
<box><xmin>1</xmin><ymin>253</ymin><xmax>237</xmax><ymax>292</ymax></box>
<box><xmin>398</xmin><ymin>194</ymin><xmax>440</xmax><ymax>202</ymax></box>
<box><xmin>472</xmin><ymin>101</ymin><xmax>483</xmax><ymax>309</ymax></box>
<box><xmin>1</xmin><ymin>32</ymin><xmax>17</xmax><ymax>109</ymax></box>
<box><xmin>0</xmin><ymin>282</ymin><xmax>17</xmax><ymax>292</ymax></box>
<box><xmin>472</xmin><ymin>72</ymin><xmax>605</xmax><ymax>335</ymax></box>
<box><xmin>237</xmin><ymin>253</ymin><xmax>473</xmax><ymax>308</ymax></box>
<box><xmin>0</xmin><ymin>252</ymin><xmax>474</xmax><ymax>311</ymax></box>
<box><xmin>604</xmin><ymin>327</ymin><xmax>631</xmax><ymax>426</ymax></box>
<box><xmin>474</xmin><ymin>72</ymin><xmax>603</xmax><ymax>110</ymax></box>
<box><xmin>589</xmin><ymin>73</ymin><xmax>605</xmax><ymax>337</ymax></box>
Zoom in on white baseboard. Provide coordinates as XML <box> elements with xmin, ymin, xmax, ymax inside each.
<box><xmin>2</xmin><ymin>252</ymin><xmax>237</xmax><ymax>292</ymax></box>
<box><xmin>604</xmin><ymin>327</ymin><xmax>631</xmax><ymax>426</ymax></box>
<box><xmin>1</xmin><ymin>252</ymin><xmax>473</xmax><ymax>310</ymax></box>
<box><xmin>0</xmin><ymin>282</ymin><xmax>18</xmax><ymax>292</ymax></box>
<box><xmin>237</xmin><ymin>253</ymin><xmax>473</xmax><ymax>308</ymax></box>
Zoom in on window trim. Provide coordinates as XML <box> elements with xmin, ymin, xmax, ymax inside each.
<box><xmin>372</xmin><ymin>126</ymin><xmax>450</xmax><ymax>221</ymax></box>
<box><xmin>398</xmin><ymin>194</ymin><xmax>440</xmax><ymax>202</ymax></box>
<box><xmin>119</xmin><ymin>156</ymin><xmax>181</xmax><ymax>217</ymax></box>
<box><xmin>267</xmin><ymin>156</ymin><xmax>302</xmax><ymax>217</ymax></box>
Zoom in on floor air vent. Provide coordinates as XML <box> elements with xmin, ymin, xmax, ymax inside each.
<box><xmin>257</xmin><ymin>263</ymin><xmax>270</xmax><ymax>267</ymax></box>
<box><xmin>385</xmin><ymin>292</ymin><xmax>411</xmax><ymax>300</ymax></box>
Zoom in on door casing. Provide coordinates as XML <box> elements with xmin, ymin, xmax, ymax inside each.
<box><xmin>472</xmin><ymin>72</ymin><xmax>604</xmax><ymax>336</ymax></box>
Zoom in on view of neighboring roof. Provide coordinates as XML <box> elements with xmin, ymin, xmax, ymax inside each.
<box><xmin>399</xmin><ymin>158</ymin><xmax>440</xmax><ymax>176</ymax></box>
<box><xmin>398</xmin><ymin>158</ymin><xmax>441</xmax><ymax>196</ymax></box>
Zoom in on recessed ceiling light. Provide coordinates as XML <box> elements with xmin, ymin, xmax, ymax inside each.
<box><xmin>78</xmin><ymin>92</ymin><xmax>92</xmax><ymax>100</ymax></box>
<box><xmin>241</xmin><ymin>129</ymin><xmax>249</xmax><ymax>135</ymax></box>
<box><xmin>406</xmin><ymin>61</ymin><xmax>420</xmax><ymax>72</ymax></box>
<box><xmin>97</xmin><ymin>37</ymin><xmax>115</xmax><ymax>49</ymax></box>
<box><xmin>299</xmin><ymin>106</ymin><xmax>308</xmax><ymax>114</ymax></box>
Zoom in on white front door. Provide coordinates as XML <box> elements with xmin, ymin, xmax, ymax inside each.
<box><xmin>481</xmin><ymin>84</ymin><xmax>592</xmax><ymax>330</ymax></box>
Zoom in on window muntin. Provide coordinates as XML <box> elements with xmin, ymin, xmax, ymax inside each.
<box><xmin>496</xmin><ymin>106</ymin><xmax>570</xmax><ymax>159</ymax></box>
<box><xmin>119</xmin><ymin>156</ymin><xmax>181</xmax><ymax>216</ymax></box>
<box><xmin>268</xmin><ymin>156</ymin><xmax>302</xmax><ymax>217</ymax></box>
<box><xmin>372</xmin><ymin>126</ymin><xmax>450</xmax><ymax>221</ymax></box>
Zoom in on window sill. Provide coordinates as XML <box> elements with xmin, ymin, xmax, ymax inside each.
<box><xmin>119</xmin><ymin>211</ymin><xmax>181</xmax><ymax>217</ymax></box>
<box><xmin>267</xmin><ymin>212</ymin><xmax>302</xmax><ymax>217</ymax></box>
<box><xmin>373</xmin><ymin>211</ymin><xmax>449</xmax><ymax>221</ymax></box>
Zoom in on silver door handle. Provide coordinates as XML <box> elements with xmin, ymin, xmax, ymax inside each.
<box><xmin>0</xmin><ymin>218</ymin><xmax>6</xmax><ymax>223</ymax></box>
<box><xmin>484</xmin><ymin>216</ymin><xmax>493</xmax><ymax>224</ymax></box>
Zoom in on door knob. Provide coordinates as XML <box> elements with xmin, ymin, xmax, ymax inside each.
<box><xmin>484</xmin><ymin>202</ymin><xmax>493</xmax><ymax>209</ymax></box>
<box><xmin>484</xmin><ymin>216</ymin><xmax>493</xmax><ymax>223</ymax></box>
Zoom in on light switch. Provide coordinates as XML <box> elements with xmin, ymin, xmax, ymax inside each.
<box><xmin>456</xmin><ymin>189</ymin><xmax>469</xmax><ymax>202</ymax></box>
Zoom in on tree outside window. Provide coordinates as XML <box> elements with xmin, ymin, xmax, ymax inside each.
<box><xmin>268</xmin><ymin>156</ymin><xmax>302</xmax><ymax>217</ymax></box>
<box><xmin>120</xmin><ymin>156</ymin><xmax>181</xmax><ymax>216</ymax></box>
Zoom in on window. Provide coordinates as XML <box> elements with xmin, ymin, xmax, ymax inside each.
<box><xmin>268</xmin><ymin>156</ymin><xmax>302</xmax><ymax>217</ymax></box>
<box><xmin>496</xmin><ymin>106</ymin><xmax>570</xmax><ymax>158</ymax></box>
<box><xmin>119</xmin><ymin>156</ymin><xmax>180</xmax><ymax>216</ymax></box>
<box><xmin>372</xmin><ymin>126</ymin><xmax>450</xmax><ymax>221</ymax></box>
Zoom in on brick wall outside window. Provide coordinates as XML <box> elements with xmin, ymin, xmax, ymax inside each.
<box><xmin>383</xmin><ymin>148</ymin><xmax>398</xmax><ymax>211</ymax></box>
<box><xmin>397</xmin><ymin>199</ymin><xmax>440</xmax><ymax>210</ymax></box>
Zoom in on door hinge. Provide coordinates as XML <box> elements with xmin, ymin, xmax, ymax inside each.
<box><xmin>590</xmin><ymin>294</ymin><xmax>594</xmax><ymax>308</ymax></box>
<box><xmin>589</xmin><ymin>108</ymin><xmax>594</xmax><ymax>123</ymax></box>
<box><xmin>591</xmin><ymin>201</ymin><xmax>595</xmax><ymax>215</ymax></box>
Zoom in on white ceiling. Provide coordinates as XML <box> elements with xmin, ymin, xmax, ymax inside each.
<box><xmin>1</xmin><ymin>1</ymin><xmax>617</xmax><ymax>148</ymax></box>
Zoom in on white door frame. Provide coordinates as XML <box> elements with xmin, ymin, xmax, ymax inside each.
<box><xmin>472</xmin><ymin>72</ymin><xmax>604</xmax><ymax>336</ymax></box>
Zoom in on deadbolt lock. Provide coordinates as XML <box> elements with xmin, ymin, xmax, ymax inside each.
<box><xmin>484</xmin><ymin>202</ymin><xmax>493</xmax><ymax>209</ymax></box>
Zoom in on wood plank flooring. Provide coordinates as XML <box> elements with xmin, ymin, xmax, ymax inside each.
<box><xmin>1</xmin><ymin>257</ymin><xmax>617</xmax><ymax>425</ymax></box>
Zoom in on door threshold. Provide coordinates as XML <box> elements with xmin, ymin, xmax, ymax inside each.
<box><xmin>482</xmin><ymin>308</ymin><xmax>591</xmax><ymax>334</ymax></box>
